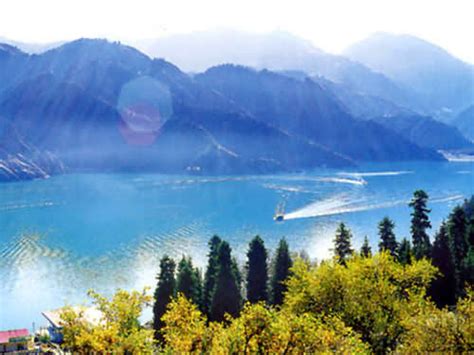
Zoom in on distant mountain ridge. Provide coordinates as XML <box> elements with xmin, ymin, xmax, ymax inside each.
<box><xmin>453</xmin><ymin>105</ymin><xmax>474</xmax><ymax>142</ymax></box>
<box><xmin>345</xmin><ymin>32</ymin><xmax>474</xmax><ymax>120</ymax></box>
<box><xmin>134</xmin><ymin>30</ymin><xmax>424</xmax><ymax>113</ymax></box>
<box><xmin>0</xmin><ymin>38</ymin><xmax>448</xmax><ymax>181</ymax></box>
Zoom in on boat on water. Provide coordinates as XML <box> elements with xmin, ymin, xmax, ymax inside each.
<box><xmin>274</xmin><ymin>203</ymin><xmax>285</xmax><ymax>221</ymax></box>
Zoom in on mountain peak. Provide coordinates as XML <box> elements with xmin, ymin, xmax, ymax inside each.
<box><xmin>0</xmin><ymin>42</ymin><xmax>26</xmax><ymax>57</ymax></box>
<box><xmin>345</xmin><ymin>32</ymin><xmax>474</xmax><ymax>115</ymax></box>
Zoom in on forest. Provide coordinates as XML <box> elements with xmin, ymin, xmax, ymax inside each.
<box><xmin>59</xmin><ymin>191</ymin><xmax>474</xmax><ymax>353</ymax></box>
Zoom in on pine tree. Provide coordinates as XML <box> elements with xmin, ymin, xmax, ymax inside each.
<box><xmin>378</xmin><ymin>217</ymin><xmax>398</xmax><ymax>257</ymax></box>
<box><xmin>447</xmin><ymin>206</ymin><xmax>468</xmax><ymax>296</ymax></box>
<box><xmin>333</xmin><ymin>223</ymin><xmax>354</xmax><ymax>265</ymax></box>
<box><xmin>153</xmin><ymin>255</ymin><xmax>176</xmax><ymax>341</ymax></box>
<box><xmin>461</xmin><ymin>247</ymin><xmax>474</xmax><ymax>287</ymax></box>
<box><xmin>360</xmin><ymin>236</ymin><xmax>372</xmax><ymax>257</ymax></box>
<box><xmin>430</xmin><ymin>223</ymin><xmax>457</xmax><ymax>307</ymax></box>
<box><xmin>397</xmin><ymin>238</ymin><xmax>412</xmax><ymax>265</ymax></box>
<box><xmin>232</xmin><ymin>257</ymin><xmax>242</xmax><ymax>295</ymax></box>
<box><xmin>409</xmin><ymin>190</ymin><xmax>432</xmax><ymax>259</ymax></box>
<box><xmin>270</xmin><ymin>238</ymin><xmax>293</xmax><ymax>306</ymax></box>
<box><xmin>246</xmin><ymin>236</ymin><xmax>269</xmax><ymax>303</ymax></box>
<box><xmin>176</xmin><ymin>256</ymin><xmax>202</xmax><ymax>307</ymax></box>
<box><xmin>462</xmin><ymin>196</ymin><xmax>474</xmax><ymax>220</ymax></box>
<box><xmin>209</xmin><ymin>241</ymin><xmax>242</xmax><ymax>322</ymax></box>
<box><xmin>202</xmin><ymin>235</ymin><xmax>222</xmax><ymax>315</ymax></box>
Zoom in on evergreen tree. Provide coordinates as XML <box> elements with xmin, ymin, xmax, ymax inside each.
<box><xmin>461</xmin><ymin>247</ymin><xmax>474</xmax><ymax>287</ymax></box>
<box><xmin>333</xmin><ymin>223</ymin><xmax>354</xmax><ymax>265</ymax></box>
<box><xmin>447</xmin><ymin>206</ymin><xmax>469</xmax><ymax>267</ymax></box>
<box><xmin>232</xmin><ymin>257</ymin><xmax>243</xmax><ymax>295</ymax></box>
<box><xmin>153</xmin><ymin>255</ymin><xmax>176</xmax><ymax>341</ymax></box>
<box><xmin>176</xmin><ymin>256</ymin><xmax>202</xmax><ymax>307</ymax></box>
<box><xmin>270</xmin><ymin>238</ymin><xmax>293</xmax><ymax>306</ymax></box>
<box><xmin>462</xmin><ymin>196</ymin><xmax>474</xmax><ymax>220</ymax></box>
<box><xmin>378</xmin><ymin>217</ymin><xmax>398</xmax><ymax>257</ymax></box>
<box><xmin>360</xmin><ymin>236</ymin><xmax>372</xmax><ymax>257</ymax></box>
<box><xmin>447</xmin><ymin>206</ymin><xmax>468</xmax><ymax>296</ymax></box>
<box><xmin>466</xmin><ymin>217</ymin><xmax>474</xmax><ymax>248</ymax></box>
<box><xmin>245</xmin><ymin>236</ymin><xmax>269</xmax><ymax>303</ymax></box>
<box><xmin>210</xmin><ymin>241</ymin><xmax>242</xmax><ymax>322</ymax></box>
<box><xmin>430</xmin><ymin>223</ymin><xmax>457</xmax><ymax>307</ymax></box>
<box><xmin>409</xmin><ymin>190</ymin><xmax>432</xmax><ymax>259</ymax></box>
<box><xmin>397</xmin><ymin>238</ymin><xmax>412</xmax><ymax>265</ymax></box>
<box><xmin>202</xmin><ymin>235</ymin><xmax>222</xmax><ymax>315</ymax></box>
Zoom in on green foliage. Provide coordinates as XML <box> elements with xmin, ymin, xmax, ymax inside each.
<box><xmin>202</xmin><ymin>235</ymin><xmax>222</xmax><ymax>316</ymax></box>
<box><xmin>430</xmin><ymin>222</ymin><xmax>457</xmax><ymax>306</ymax></box>
<box><xmin>61</xmin><ymin>288</ymin><xmax>155</xmax><ymax>354</ymax></box>
<box><xmin>397</xmin><ymin>289</ymin><xmax>474</xmax><ymax>353</ymax></box>
<box><xmin>153</xmin><ymin>255</ymin><xmax>176</xmax><ymax>341</ymax></box>
<box><xmin>210</xmin><ymin>241</ymin><xmax>242</xmax><ymax>322</ymax></box>
<box><xmin>245</xmin><ymin>235</ymin><xmax>268</xmax><ymax>303</ymax></box>
<box><xmin>270</xmin><ymin>238</ymin><xmax>293</xmax><ymax>306</ymax></box>
<box><xmin>176</xmin><ymin>256</ymin><xmax>202</xmax><ymax>307</ymax></box>
<box><xmin>409</xmin><ymin>190</ymin><xmax>432</xmax><ymax>259</ymax></box>
<box><xmin>161</xmin><ymin>295</ymin><xmax>209</xmax><ymax>353</ymax></box>
<box><xmin>397</xmin><ymin>237</ymin><xmax>412</xmax><ymax>265</ymax></box>
<box><xmin>360</xmin><ymin>236</ymin><xmax>372</xmax><ymax>257</ymax></box>
<box><xmin>284</xmin><ymin>253</ymin><xmax>437</xmax><ymax>353</ymax></box>
<box><xmin>378</xmin><ymin>217</ymin><xmax>398</xmax><ymax>256</ymax></box>
<box><xmin>447</xmin><ymin>206</ymin><xmax>469</xmax><ymax>296</ymax></box>
<box><xmin>162</xmin><ymin>296</ymin><xmax>370</xmax><ymax>354</ymax></box>
<box><xmin>461</xmin><ymin>247</ymin><xmax>474</xmax><ymax>286</ymax></box>
<box><xmin>333</xmin><ymin>223</ymin><xmax>354</xmax><ymax>264</ymax></box>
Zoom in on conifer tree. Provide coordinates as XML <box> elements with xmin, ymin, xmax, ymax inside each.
<box><xmin>232</xmin><ymin>257</ymin><xmax>243</xmax><ymax>295</ymax></box>
<box><xmin>203</xmin><ymin>235</ymin><xmax>222</xmax><ymax>315</ymax></box>
<box><xmin>153</xmin><ymin>255</ymin><xmax>176</xmax><ymax>341</ymax></box>
<box><xmin>378</xmin><ymin>217</ymin><xmax>398</xmax><ymax>257</ymax></box>
<box><xmin>430</xmin><ymin>223</ymin><xmax>457</xmax><ymax>306</ymax></box>
<box><xmin>209</xmin><ymin>241</ymin><xmax>242</xmax><ymax>322</ymax></box>
<box><xmin>447</xmin><ymin>206</ymin><xmax>468</xmax><ymax>296</ymax></box>
<box><xmin>176</xmin><ymin>256</ymin><xmax>202</xmax><ymax>307</ymax></box>
<box><xmin>409</xmin><ymin>190</ymin><xmax>432</xmax><ymax>259</ymax></box>
<box><xmin>447</xmin><ymin>206</ymin><xmax>468</xmax><ymax>269</ymax></box>
<box><xmin>397</xmin><ymin>238</ymin><xmax>412</xmax><ymax>265</ymax></box>
<box><xmin>333</xmin><ymin>223</ymin><xmax>354</xmax><ymax>265</ymax></box>
<box><xmin>245</xmin><ymin>236</ymin><xmax>269</xmax><ymax>303</ymax></box>
<box><xmin>270</xmin><ymin>238</ymin><xmax>293</xmax><ymax>306</ymax></box>
<box><xmin>360</xmin><ymin>236</ymin><xmax>372</xmax><ymax>257</ymax></box>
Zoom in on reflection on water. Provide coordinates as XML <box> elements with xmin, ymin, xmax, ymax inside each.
<box><xmin>0</xmin><ymin>161</ymin><xmax>473</xmax><ymax>328</ymax></box>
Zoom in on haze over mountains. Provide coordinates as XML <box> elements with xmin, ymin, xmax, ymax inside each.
<box><xmin>0</xmin><ymin>31</ymin><xmax>472</xmax><ymax>181</ymax></box>
<box><xmin>345</xmin><ymin>32</ymin><xmax>474</xmax><ymax>121</ymax></box>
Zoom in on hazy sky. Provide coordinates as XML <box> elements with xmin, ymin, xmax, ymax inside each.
<box><xmin>1</xmin><ymin>0</ymin><xmax>473</xmax><ymax>63</ymax></box>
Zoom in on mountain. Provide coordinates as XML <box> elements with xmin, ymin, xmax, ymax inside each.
<box><xmin>0</xmin><ymin>39</ymin><xmax>444</xmax><ymax>181</ymax></box>
<box><xmin>0</xmin><ymin>43</ymin><xmax>29</xmax><ymax>94</ymax></box>
<box><xmin>371</xmin><ymin>114</ymin><xmax>473</xmax><ymax>151</ymax></box>
<box><xmin>303</xmin><ymin>73</ymin><xmax>414</xmax><ymax>119</ymax></box>
<box><xmin>345</xmin><ymin>32</ymin><xmax>474</xmax><ymax>119</ymax></box>
<box><xmin>195</xmin><ymin>65</ymin><xmax>440</xmax><ymax>161</ymax></box>
<box><xmin>453</xmin><ymin>105</ymin><xmax>474</xmax><ymax>142</ymax></box>
<box><xmin>132</xmin><ymin>30</ymin><xmax>423</xmax><ymax>112</ymax></box>
<box><xmin>0</xmin><ymin>36</ymin><xmax>63</xmax><ymax>54</ymax></box>
<box><xmin>0</xmin><ymin>39</ymin><xmax>353</xmax><ymax>176</ymax></box>
<box><xmin>0</xmin><ymin>127</ymin><xmax>65</xmax><ymax>181</ymax></box>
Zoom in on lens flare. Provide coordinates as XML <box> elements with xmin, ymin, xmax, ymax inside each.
<box><xmin>117</xmin><ymin>76</ymin><xmax>173</xmax><ymax>145</ymax></box>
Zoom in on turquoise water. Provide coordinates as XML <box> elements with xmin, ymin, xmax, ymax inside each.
<box><xmin>1</xmin><ymin>161</ymin><xmax>473</xmax><ymax>329</ymax></box>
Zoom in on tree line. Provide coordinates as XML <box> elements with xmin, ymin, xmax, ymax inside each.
<box><xmin>58</xmin><ymin>190</ymin><xmax>474</xmax><ymax>353</ymax></box>
<box><xmin>333</xmin><ymin>190</ymin><xmax>474</xmax><ymax>307</ymax></box>
<box><xmin>153</xmin><ymin>236</ymin><xmax>293</xmax><ymax>342</ymax></box>
<box><xmin>153</xmin><ymin>190</ymin><xmax>474</xmax><ymax>342</ymax></box>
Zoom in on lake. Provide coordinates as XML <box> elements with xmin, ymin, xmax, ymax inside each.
<box><xmin>1</xmin><ymin>161</ymin><xmax>473</xmax><ymax>329</ymax></box>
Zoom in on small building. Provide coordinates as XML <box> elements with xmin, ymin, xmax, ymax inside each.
<box><xmin>42</xmin><ymin>306</ymin><xmax>102</xmax><ymax>343</ymax></box>
<box><xmin>0</xmin><ymin>329</ymin><xmax>33</xmax><ymax>353</ymax></box>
